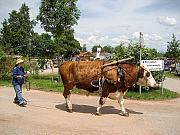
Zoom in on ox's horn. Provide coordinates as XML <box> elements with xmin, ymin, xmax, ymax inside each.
<box><xmin>101</xmin><ymin>57</ymin><xmax>134</xmax><ymax>69</ymax></box>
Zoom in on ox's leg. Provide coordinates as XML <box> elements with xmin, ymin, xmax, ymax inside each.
<box><xmin>63</xmin><ymin>85</ymin><xmax>73</xmax><ymax>113</ymax></box>
<box><xmin>117</xmin><ymin>92</ymin><xmax>129</xmax><ymax>117</ymax></box>
<box><xmin>96</xmin><ymin>90</ymin><xmax>109</xmax><ymax>115</ymax></box>
<box><xmin>65</xmin><ymin>95</ymin><xmax>73</xmax><ymax>113</ymax></box>
<box><xmin>96</xmin><ymin>97</ymin><xmax>107</xmax><ymax>115</ymax></box>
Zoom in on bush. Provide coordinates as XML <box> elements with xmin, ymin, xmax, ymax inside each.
<box><xmin>151</xmin><ymin>71</ymin><xmax>164</xmax><ymax>85</ymax></box>
<box><xmin>0</xmin><ymin>49</ymin><xmax>5</xmax><ymax>60</ymax></box>
<box><xmin>0</xmin><ymin>50</ymin><xmax>15</xmax><ymax>80</ymax></box>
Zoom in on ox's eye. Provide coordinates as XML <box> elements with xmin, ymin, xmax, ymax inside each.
<box><xmin>146</xmin><ymin>72</ymin><xmax>150</xmax><ymax>77</ymax></box>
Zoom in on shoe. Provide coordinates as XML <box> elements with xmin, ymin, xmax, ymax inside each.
<box><xmin>19</xmin><ymin>102</ymin><xmax>26</xmax><ymax>107</ymax></box>
<box><xmin>13</xmin><ymin>100</ymin><xmax>19</xmax><ymax>104</ymax></box>
<box><xmin>23</xmin><ymin>100</ymin><xmax>27</xmax><ymax>105</ymax></box>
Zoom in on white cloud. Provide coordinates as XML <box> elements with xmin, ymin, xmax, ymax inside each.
<box><xmin>176</xmin><ymin>31</ymin><xmax>180</xmax><ymax>35</ymax></box>
<box><xmin>84</xmin><ymin>34</ymin><xmax>110</xmax><ymax>45</ymax></box>
<box><xmin>151</xmin><ymin>34</ymin><xmax>162</xmax><ymax>41</ymax></box>
<box><xmin>75</xmin><ymin>31</ymin><xmax>164</xmax><ymax>51</ymax></box>
<box><xmin>87</xmin><ymin>35</ymin><xmax>96</xmax><ymax>42</ymax></box>
<box><xmin>157</xmin><ymin>16</ymin><xmax>176</xmax><ymax>26</ymax></box>
<box><xmin>112</xmin><ymin>37</ymin><xmax>119</xmax><ymax>43</ymax></box>
<box><xmin>1</xmin><ymin>0</ymin><xmax>179</xmax><ymax>52</ymax></box>
<box><xmin>112</xmin><ymin>35</ymin><xmax>130</xmax><ymax>44</ymax></box>
<box><xmin>132</xmin><ymin>32</ymin><xmax>140</xmax><ymax>39</ymax></box>
<box><xmin>99</xmin><ymin>35</ymin><xmax>109</xmax><ymax>42</ymax></box>
<box><xmin>132</xmin><ymin>32</ymin><xmax>162</xmax><ymax>41</ymax></box>
<box><xmin>143</xmin><ymin>33</ymin><xmax>162</xmax><ymax>41</ymax></box>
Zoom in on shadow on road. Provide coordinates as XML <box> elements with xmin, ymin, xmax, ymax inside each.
<box><xmin>55</xmin><ymin>103</ymin><xmax>143</xmax><ymax>115</ymax></box>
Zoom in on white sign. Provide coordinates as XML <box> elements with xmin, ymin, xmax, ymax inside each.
<box><xmin>96</xmin><ymin>48</ymin><xmax>101</xmax><ymax>58</ymax></box>
<box><xmin>141</xmin><ymin>60</ymin><xmax>164</xmax><ymax>71</ymax></box>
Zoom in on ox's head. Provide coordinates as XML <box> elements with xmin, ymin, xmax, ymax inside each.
<box><xmin>136</xmin><ymin>64</ymin><xmax>156</xmax><ymax>87</ymax></box>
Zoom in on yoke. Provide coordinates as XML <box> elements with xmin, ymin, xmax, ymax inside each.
<box><xmin>93</xmin><ymin>57</ymin><xmax>134</xmax><ymax>95</ymax></box>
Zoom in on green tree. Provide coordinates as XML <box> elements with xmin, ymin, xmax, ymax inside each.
<box><xmin>31</xmin><ymin>32</ymin><xmax>55</xmax><ymax>59</ymax></box>
<box><xmin>18</xmin><ymin>3</ymin><xmax>34</xmax><ymax>56</ymax></box>
<box><xmin>113</xmin><ymin>42</ymin><xmax>159</xmax><ymax>63</ymax></box>
<box><xmin>8</xmin><ymin>10</ymin><xmax>21</xmax><ymax>54</ymax></box>
<box><xmin>0</xmin><ymin>3</ymin><xmax>34</xmax><ymax>56</ymax></box>
<box><xmin>165</xmin><ymin>34</ymin><xmax>180</xmax><ymax>61</ymax></box>
<box><xmin>37</xmin><ymin>0</ymin><xmax>80</xmax><ymax>37</ymax></box>
<box><xmin>142</xmin><ymin>48</ymin><xmax>158</xmax><ymax>60</ymax></box>
<box><xmin>113</xmin><ymin>43</ymin><xmax>127</xmax><ymax>60</ymax></box>
<box><xmin>82</xmin><ymin>44</ymin><xmax>87</xmax><ymax>52</ymax></box>
<box><xmin>126</xmin><ymin>43</ymin><xmax>140</xmax><ymax>63</ymax></box>
<box><xmin>38</xmin><ymin>0</ymin><xmax>81</xmax><ymax>59</ymax></box>
<box><xmin>92</xmin><ymin>45</ymin><xmax>102</xmax><ymax>52</ymax></box>
<box><xmin>103</xmin><ymin>45</ymin><xmax>114</xmax><ymax>53</ymax></box>
<box><xmin>0</xmin><ymin>19</ymin><xmax>11</xmax><ymax>53</ymax></box>
<box><xmin>0</xmin><ymin>49</ymin><xmax>14</xmax><ymax>80</ymax></box>
<box><xmin>0</xmin><ymin>48</ymin><xmax>5</xmax><ymax>60</ymax></box>
<box><xmin>30</xmin><ymin>32</ymin><xmax>40</xmax><ymax>57</ymax></box>
<box><xmin>55</xmin><ymin>29</ymin><xmax>81</xmax><ymax>58</ymax></box>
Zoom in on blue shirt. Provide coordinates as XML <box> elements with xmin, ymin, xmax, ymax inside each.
<box><xmin>12</xmin><ymin>66</ymin><xmax>25</xmax><ymax>86</ymax></box>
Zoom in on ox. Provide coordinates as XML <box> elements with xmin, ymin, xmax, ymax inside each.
<box><xmin>59</xmin><ymin>60</ymin><xmax>156</xmax><ymax>116</ymax></box>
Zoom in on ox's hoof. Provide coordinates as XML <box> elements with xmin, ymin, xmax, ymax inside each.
<box><xmin>95</xmin><ymin>112</ymin><xmax>102</xmax><ymax>116</ymax></box>
<box><xmin>119</xmin><ymin>111</ymin><xmax>129</xmax><ymax>117</ymax></box>
<box><xmin>67</xmin><ymin>109</ymin><xmax>73</xmax><ymax>113</ymax></box>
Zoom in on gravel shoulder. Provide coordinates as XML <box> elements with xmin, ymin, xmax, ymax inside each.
<box><xmin>0</xmin><ymin>86</ymin><xmax>180</xmax><ymax>135</ymax></box>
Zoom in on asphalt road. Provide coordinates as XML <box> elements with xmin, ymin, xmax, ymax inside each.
<box><xmin>0</xmin><ymin>86</ymin><xmax>180</xmax><ymax>135</ymax></box>
<box><xmin>164</xmin><ymin>77</ymin><xmax>180</xmax><ymax>93</ymax></box>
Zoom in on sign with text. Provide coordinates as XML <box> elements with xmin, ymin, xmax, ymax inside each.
<box><xmin>96</xmin><ymin>48</ymin><xmax>101</xmax><ymax>58</ymax></box>
<box><xmin>141</xmin><ymin>60</ymin><xmax>164</xmax><ymax>71</ymax></box>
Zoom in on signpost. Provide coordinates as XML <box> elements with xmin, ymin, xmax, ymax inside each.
<box><xmin>139</xmin><ymin>32</ymin><xmax>165</xmax><ymax>95</ymax></box>
<box><xmin>142</xmin><ymin>60</ymin><xmax>165</xmax><ymax>94</ymax></box>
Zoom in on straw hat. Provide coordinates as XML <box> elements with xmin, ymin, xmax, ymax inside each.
<box><xmin>16</xmin><ymin>59</ymin><xmax>24</xmax><ymax>65</ymax></box>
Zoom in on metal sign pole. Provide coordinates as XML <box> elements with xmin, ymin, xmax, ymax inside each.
<box><xmin>161</xmin><ymin>70</ymin><xmax>164</xmax><ymax>94</ymax></box>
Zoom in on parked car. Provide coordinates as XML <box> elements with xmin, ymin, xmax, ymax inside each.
<box><xmin>175</xmin><ymin>63</ymin><xmax>180</xmax><ymax>76</ymax></box>
<box><xmin>164</xmin><ymin>59</ymin><xmax>173</xmax><ymax>71</ymax></box>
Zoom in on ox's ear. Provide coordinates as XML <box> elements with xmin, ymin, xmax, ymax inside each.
<box><xmin>138</xmin><ymin>67</ymin><xmax>144</xmax><ymax>78</ymax></box>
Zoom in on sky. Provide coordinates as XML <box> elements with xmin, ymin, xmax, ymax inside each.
<box><xmin>0</xmin><ymin>0</ymin><xmax>180</xmax><ymax>52</ymax></box>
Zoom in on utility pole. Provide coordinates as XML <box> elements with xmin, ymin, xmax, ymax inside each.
<box><xmin>139</xmin><ymin>32</ymin><xmax>144</xmax><ymax>94</ymax></box>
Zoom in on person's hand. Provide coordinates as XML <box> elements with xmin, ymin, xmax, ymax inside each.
<box><xmin>17</xmin><ymin>75</ymin><xmax>23</xmax><ymax>78</ymax></box>
<box><xmin>24</xmin><ymin>74</ymin><xmax>28</xmax><ymax>77</ymax></box>
<box><xmin>24</xmin><ymin>74</ymin><xmax>28</xmax><ymax>78</ymax></box>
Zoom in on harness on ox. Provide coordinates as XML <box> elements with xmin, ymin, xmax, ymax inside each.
<box><xmin>117</xmin><ymin>64</ymin><xmax>125</xmax><ymax>87</ymax></box>
<box><xmin>97</xmin><ymin>64</ymin><xmax>125</xmax><ymax>96</ymax></box>
<box><xmin>93</xmin><ymin>57</ymin><xmax>135</xmax><ymax>96</ymax></box>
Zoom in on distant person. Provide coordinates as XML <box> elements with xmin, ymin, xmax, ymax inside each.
<box><xmin>169</xmin><ymin>67</ymin><xmax>172</xmax><ymax>73</ymax></box>
<box><xmin>12</xmin><ymin>59</ymin><xmax>27</xmax><ymax>107</ymax></box>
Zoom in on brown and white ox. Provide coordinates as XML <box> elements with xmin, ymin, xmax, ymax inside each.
<box><xmin>59</xmin><ymin>61</ymin><xmax>156</xmax><ymax>116</ymax></box>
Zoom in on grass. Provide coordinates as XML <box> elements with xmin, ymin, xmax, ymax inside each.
<box><xmin>27</xmin><ymin>75</ymin><xmax>82</xmax><ymax>94</ymax></box>
<box><xmin>0</xmin><ymin>74</ymin><xmax>179</xmax><ymax>100</ymax></box>
<box><xmin>29</xmin><ymin>77</ymin><xmax>64</xmax><ymax>92</ymax></box>
<box><xmin>0</xmin><ymin>80</ymin><xmax>12</xmax><ymax>87</ymax></box>
<box><xmin>164</xmin><ymin>71</ymin><xmax>180</xmax><ymax>79</ymax></box>
<box><xmin>125</xmin><ymin>88</ymin><xmax>180</xmax><ymax>100</ymax></box>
